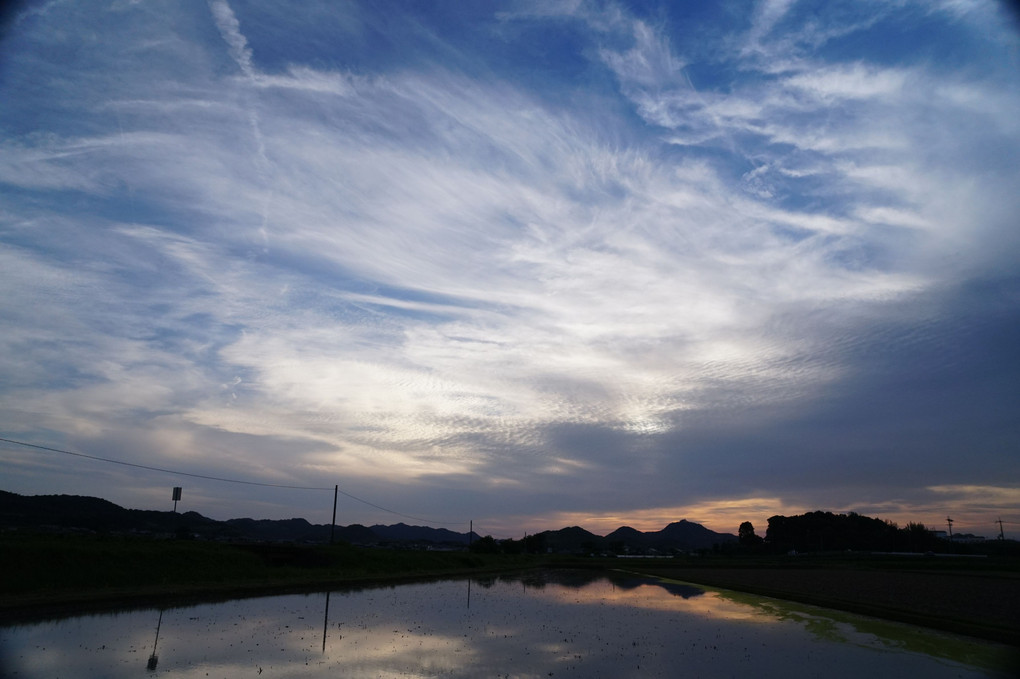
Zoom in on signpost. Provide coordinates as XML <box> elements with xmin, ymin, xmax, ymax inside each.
<box><xmin>172</xmin><ymin>486</ymin><xmax>182</xmax><ymax>513</ymax></box>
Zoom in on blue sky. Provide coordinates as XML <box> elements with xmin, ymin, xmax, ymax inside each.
<box><xmin>2</xmin><ymin>0</ymin><xmax>1019</xmax><ymax>539</ymax></box>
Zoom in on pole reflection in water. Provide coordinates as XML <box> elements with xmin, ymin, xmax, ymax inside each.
<box><xmin>321</xmin><ymin>591</ymin><xmax>330</xmax><ymax>654</ymax></box>
<box><xmin>146</xmin><ymin>608</ymin><xmax>163</xmax><ymax>671</ymax></box>
<box><xmin>0</xmin><ymin>570</ymin><xmax>1014</xmax><ymax>678</ymax></box>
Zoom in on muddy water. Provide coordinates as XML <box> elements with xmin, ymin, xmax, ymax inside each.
<box><xmin>1</xmin><ymin>570</ymin><xmax>1015</xmax><ymax>677</ymax></box>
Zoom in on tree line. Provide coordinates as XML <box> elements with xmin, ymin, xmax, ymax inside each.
<box><xmin>737</xmin><ymin>511</ymin><xmax>1018</xmax><ymax>555</ymax></box>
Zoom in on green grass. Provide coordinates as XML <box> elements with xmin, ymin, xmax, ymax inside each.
<box><xmin>5</xmin><ymin>532</ymin><xmax>1017</xmax><ymax>642</ymax></box>
<box><xmin>0</xmin><ymin>532</ymin><xmax>543</xmax><ymax>621</ymax></box>
<box><xmin>563</xmin><ymin>551</ymin><xmax>1020</xmax><ymax>574</ymax></box>
<box><xmin>3</xmin><ymin>533</ymin><xmax>266</xmax><ymax>593</ymax></box>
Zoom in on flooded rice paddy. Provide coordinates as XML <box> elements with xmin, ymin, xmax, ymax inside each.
<box><xmin>1</xmin><ymin>569</ymin><xmax>1015</xmax><ymax>678</ymax></box>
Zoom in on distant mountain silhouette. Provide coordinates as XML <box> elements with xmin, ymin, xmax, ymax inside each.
<box><xmin>650</xmin><ymin>520</ymin><xmax>731</xmax><ymax>551</ymax></box>
<box><xmin>370</xmin><ymin>522</ymin><xmax>477</xmax><ymax>544</ymax></box>
<box><xmin>0</xmin><ymin>489</ymin><xmax>217</xmax><ymax>535</ymax></box>
<box><xmin>0</xmin><ymin>490</ymin><xmax>471</xmax><ymax>546</ymax></box>
<box><xmin>224</xmin><ymin>517</ymin><xmax>329</xmax><ymax>543</ymax></box>
<box><xmin>336</xmin><ymin>523</ymin><xmax>380</xmax><ymax>544</ymax></box>
<box><xmin>538</xmin><ymin>526</ymin><xmax>604</xmax><ymax>552</ymax></box>
<box><xmin>604</xmin><ymin>525</ymin><xmax>644</xmax><ymax>543</ymax></box>
<box><xmin>539</xmin><ymin>520</ymin><xmax>735</xmax><ymax>553</ymax></box>
<box><xmin>0</xmin><ymin>489</ymin><xmax>734</xmax><ymax>551</ymax></box>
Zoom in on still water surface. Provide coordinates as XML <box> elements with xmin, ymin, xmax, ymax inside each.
<box><xmin>1</xmin><ymin>570</ymin><xmax>1014</xmax><ymax>678</ymax></box>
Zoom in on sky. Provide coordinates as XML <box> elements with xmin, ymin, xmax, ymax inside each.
<box><xmin>1</xmin><ymin>0</ymin><xmax>1019</xmax><ymax>540</ymax></box>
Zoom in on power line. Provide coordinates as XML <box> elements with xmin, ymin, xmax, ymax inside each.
<box><xmin>0</xmin><ymin>436</ymin><xmax>458</xmax><ymax>527</ymax></box>
<box><xmin>333</xmin><ymin>487</ymin><xmax>455</xmax><ymax>527</ymax></box>
<box><xmin>1</xmin><ymin>436</ymin><xmax>334</xmax><ymax>490</ymax></box>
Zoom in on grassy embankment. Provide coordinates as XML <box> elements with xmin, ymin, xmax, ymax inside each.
<box><xmin>0</xmin><ymin>532</ymin><xmax>542</xmax><ymax>623</ymax></box>
<box><xmin>5</xmin><ymin>534</ymin><xmax>1019</xmax><ymax>648</ymax></box>
<box><xmin>611</xmin><ymin>553</ymin><xmax>1020</xmax><ymax>647</ymax></box>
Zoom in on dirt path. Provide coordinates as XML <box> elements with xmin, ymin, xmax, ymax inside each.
<box><xmin>645</xmin><ymin>567</ymin><xmax>1020</xmax><ymax>646</ymax></box>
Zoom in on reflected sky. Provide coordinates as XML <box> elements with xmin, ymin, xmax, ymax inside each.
<box><xmin>1</xmin><ymin>571</ymin><xmax>1014</xmax><ymax>678</ymax></box>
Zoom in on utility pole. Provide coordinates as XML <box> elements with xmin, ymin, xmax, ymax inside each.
<box><xmin>946</xmin><ymin>516</ymin><xmax>954</xmax><ymax>540</ymax></box>
<box><xmin>469</xmin><ymin>520</ymin><xmax>473</xmax><ymax>549</ymax></box>
<box><xmin>997</xmin><ymin>518</ymin><xmax>1005</xmax><ymax>541</ymax></box>
<box><xmin>330</xmin><ymin>485</ymin><xmax>338</xmax><ymax>545</ymax></box>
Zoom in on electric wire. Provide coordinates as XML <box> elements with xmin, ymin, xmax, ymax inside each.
<box><xmin>1</xmin><ymin>436</ymin><xmax>333</xmax><ymax>489</ymax></box>
<box><xmin>0</xmin><ymin>436</ymin><xmax>460</xmax><ymax>527</ymax></box>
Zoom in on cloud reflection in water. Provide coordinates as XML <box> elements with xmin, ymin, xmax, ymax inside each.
<box><xmin>0</xmin><ymin>571</ymin><xmax>1012</xmax><ymax>678</ymax></box>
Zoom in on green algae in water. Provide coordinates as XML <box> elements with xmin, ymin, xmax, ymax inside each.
<box><xmin>641</xmin><ymin>572</ymin><xmax>1016</xmax><ymax>676</ymax></box>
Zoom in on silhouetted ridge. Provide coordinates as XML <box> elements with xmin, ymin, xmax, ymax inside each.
<box><xmin>539</xmin><ymin>526</ymin><xmax>604</xmax><ymax>553</ymax></box>
<box><xmin>335</xmin><ymin>523</ymin><xmax>378</xmax><ymax>544</ymax></box>
<box><xmin>225</xmin><ymin>517</ymin><xmax>328</xmax><ymax>543</ymax></box>
<box><xmin>0</xmin><ymin>490</ymin><xmax>738</xmax><ymax>550</ymax></box>
<box><xmin>0</xmin><ymin>489</ymin><xmax>215</xmax><ymax>534</ymax></box>
<box><xmin>0</xmin><ymin>490</ymin><xmax>469</xmax><ymax>545</ymax></box>
<box><xmin>370</xmin><ymin>522</ymin><xmax>472</xmax><ymax>544</ymax></box>
<box><xmin>604</xmin><ymin>526</ymin><xmax>643</xmax><ymax>542</ymax></box>
<box><xmin>647</xmin><ymin>520</ymin><xmax>728</xmax><ymax>550</ymax></box>
<box><xmin>534</xmin><ymin>521</ymin><xmax>736</xmax><ymax>554</ymax></box>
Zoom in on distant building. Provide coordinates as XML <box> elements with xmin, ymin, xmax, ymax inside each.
<box><xmin>953</xmin><ymin>533</ymin><xmax>986</xmax><ymax>544</ymax></box>
<box><xmin>928</xmin><ymin>529</ymin><xmax>985</xmax><ymax>543</ymax></box>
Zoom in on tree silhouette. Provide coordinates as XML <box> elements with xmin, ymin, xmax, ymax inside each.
<box><xmin>738</xmin><ymin>521</ymin><xmax>762</xmax><ymax>546</ymax></box>
<box><xmin>469</xmin><ymin>535</ymin><xmax>499</xmax><ymax>554</ymax></box>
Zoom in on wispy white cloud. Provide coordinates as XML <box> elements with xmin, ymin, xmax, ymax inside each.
<box><xmin>254</xmin><ymin>66</ymin><xmax>356</xmax><ymax>95</ymax></box>
<box><xmin>600</xmin><ymin>20</ymin><xmax>685</xmax><ymax>88</ymax></box>
<box><xmin>0</xmin><ymin>48</ymin><xmax>987</xmax><ymax>463</ymax></box>
<box><xmin>1</xmin><ymin>0</ymin><xmax>1018</xmax><ymax>532</ymax></box>
<box><xmin>743</xmin><ymin>0</ymin><xmax>799</xmax><ymax>54</ymax></box>
<box><xmin>208</xmin><ymin>0</ymin><xmax>255</xmax><ymax>79</ymax></box>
